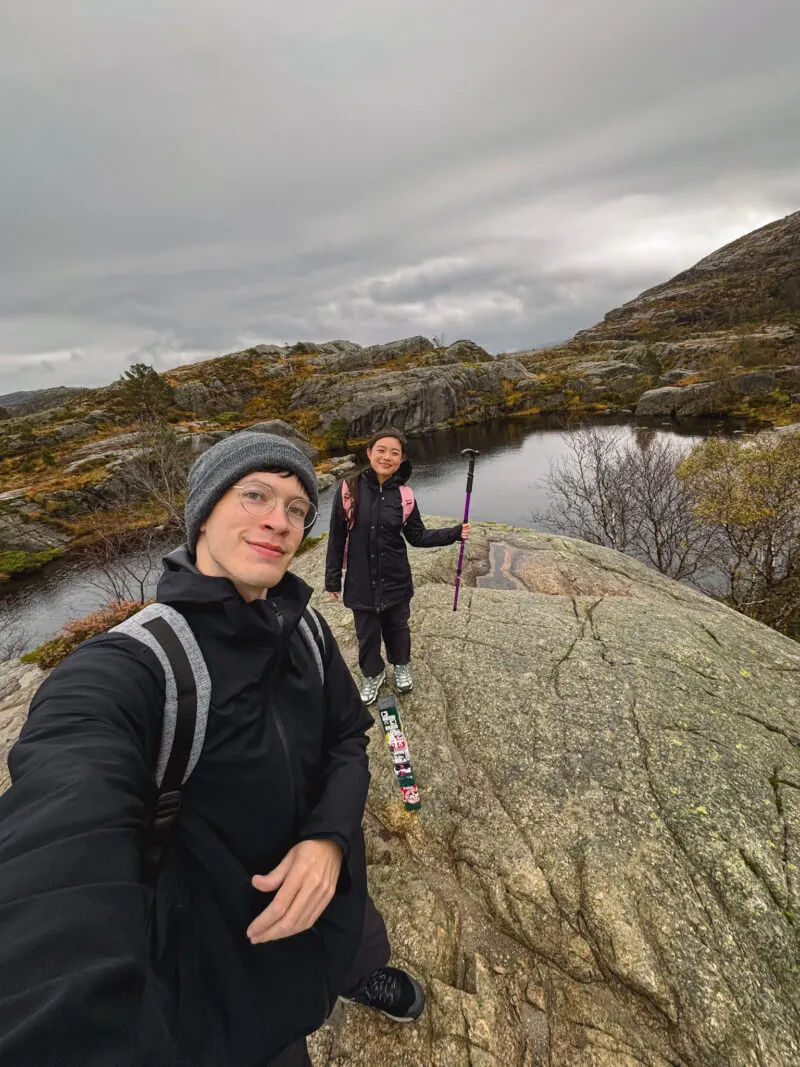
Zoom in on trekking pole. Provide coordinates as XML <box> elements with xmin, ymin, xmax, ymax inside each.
<box><xmin>453</xmin><ymin>449</ymin><xmax>479</xmax><ymax>611</ymax></box>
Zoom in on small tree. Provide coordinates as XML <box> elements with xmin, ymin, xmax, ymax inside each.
<box><xmin>116</xmin><ymin>418</ymin><xmax>191</xmax><ymax>533</ymax></box>
<box><xmin>80</xmin><ymin>522</ymin><xmax>166</xmax><ymax>604</ymax></box>
<box><xmin>678</xmin><ymin>433</ymin><xmax>800</xmax><ymax>635</ymax></box>
<box><xmin>540</xmin><ymin>425</ymin><xmax>711</xmax><ymax>581</ymax></box>
<box><xmin>117</xmin><ymin>363</ymin><xmax>174</xmax><ymax>421</ymax></box>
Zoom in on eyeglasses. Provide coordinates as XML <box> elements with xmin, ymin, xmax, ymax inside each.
<box><xmin>233</xmin><ymin>482</ymin><xmax>317</xmax><ymax>530</ymax></box>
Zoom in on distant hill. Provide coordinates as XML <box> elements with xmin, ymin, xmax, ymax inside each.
<box><xmin>0</xmin><ymin>386</ymin><xmax>88</xmax><ymax>415</ymax></box>
<box><xmin>520</xmin><ymin>210</ymin><xmax>800</xmax><ymax>375</ymax></box>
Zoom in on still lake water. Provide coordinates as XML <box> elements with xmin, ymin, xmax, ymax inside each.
<box><xmin>1</xmin><ymin>415</ymin><xmax>732</xmax><ymax>652</ymax></box>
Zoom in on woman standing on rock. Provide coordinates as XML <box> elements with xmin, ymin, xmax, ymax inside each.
<box><xmin>325</xmin><ymin>428</ymin><xmax>469</xmax><ymax>704</ymax></box>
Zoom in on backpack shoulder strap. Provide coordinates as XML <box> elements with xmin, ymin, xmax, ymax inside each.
<box><xmin>110</xmin><ymin>602</ymin><xmax>211</xmax><ymax>884</ymax></box>
<box><xmin>400</xmin><ymin>485</ymin><xmax>415</xmax><ymax>524</ymax></box>
<box><xmin>297</xmin><ymin>606</ymin><xmax>326</xmax><ymax>686</ymax></box>
<box><xmin>341</xmin><ymin>480</ymin><xmax>354</xmax><ymax>527</ymax></box>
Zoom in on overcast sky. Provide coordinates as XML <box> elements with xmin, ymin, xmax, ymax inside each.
<box><xmin>1</xmin><ymin>0</ymin><xmax>798</xmax><ymax>394</ymax></box>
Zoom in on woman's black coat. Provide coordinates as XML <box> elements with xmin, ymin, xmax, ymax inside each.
<box><xmin>325</xmin><ymin>461</ymin><xmax>463</xmax><ymax>611</ymax></box>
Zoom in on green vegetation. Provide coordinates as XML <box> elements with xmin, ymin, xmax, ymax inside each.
<box><xmin>117</xmin><ymin>362</ymin><xmax>174</xmax><ymax>420</ymax></box>
<box><xmin>0</xmin><ymin>547</ymin><xmax>65</xmax><ymax>581</ymax></box>
<box><xmin>323</xmin><ymin>417</ymin><xmax>349</xmax><ymax>451</ymax></box>
<box><xmin>294</xmin><ymin>533</ymin><xmax>327</xmax><ymax>558</ymax></box>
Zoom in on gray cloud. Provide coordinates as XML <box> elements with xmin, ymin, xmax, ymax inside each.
<box><xmin>1</xmin><ymin>0</ymin><xmax>799</xmax><ymax>393</ymax></box>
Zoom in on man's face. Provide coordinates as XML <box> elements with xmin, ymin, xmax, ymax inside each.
<box><xmin>194</xmin><ymin>470</ymin><xmax>308</xmax><ymax>600</ymax></box>
<box><xmin>367</xmin><ymin>437</ymin><xmax>403</xmax><ymax>479</ymax></box>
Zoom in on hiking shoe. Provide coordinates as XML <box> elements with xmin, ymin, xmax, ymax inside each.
<box><xmin>394</xmin><ymin>663</ymin><xmax>413</xmax><ymax>693</ymax></box>
<box><xmin>344</xmin><ymin>966</ymin><xmax>426</xmax><ymax>1022</ymax></box>
<box><xmin>360</xmin><ymin>670</ymin><xmax>386</xmax><ymax>705</ymax></box>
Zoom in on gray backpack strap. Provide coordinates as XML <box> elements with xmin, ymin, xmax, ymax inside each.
<box><xmin>110</xmin><ymin>603</ymin><xmax>211</xmax><ymax>884</ymax></box>
<box><xmin>298</xmin><ymin>607</ymin><xmax>326</xmax><ymax>686</ymax></box>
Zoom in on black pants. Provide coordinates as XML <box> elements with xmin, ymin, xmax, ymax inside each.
<box><xmin>266</xmin><ymin>896</ymin><xmax>391</xmax><ymax>1066</ymax></box>
<box><xmin>352</xmin><ymin>600</ymin><xmax>411</xmax><ymax>677</ymax></box>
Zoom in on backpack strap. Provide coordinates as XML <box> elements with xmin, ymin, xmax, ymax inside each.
<box><xmin>110</xmin><ymin>602</ymin><xmax>211</xmax><ymax>885</ymax></box>
<box><xmin>341</xmin><ymin>480</ymin><xmax>355</xmax><ymax>528</ymax></box>
<box><xmin>399</xmin><ymin>485</ymin><xmax>415</xmax><ymax>524</ymax></box>
<box><xmin>297</xmin><ymin>606</ymin><xmax>326</xmax><ymax>685</ymax></box>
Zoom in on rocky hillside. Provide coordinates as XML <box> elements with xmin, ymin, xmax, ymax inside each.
<box><xmin>0</xmin><ymin>336</ymin><xmax>556</xmax><ymax>580</ymax></box>
<box><xmin>517</xmin><ymin>211</ymin><xmax>800</xmax><ymax>423</ymax></box>
<box><xmin>4</xmin><ymin>523</ymin><xmax>800</xmax><ymax>1065</ymax></box>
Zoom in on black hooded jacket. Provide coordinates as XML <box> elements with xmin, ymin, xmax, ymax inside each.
<box><xmin>0</xmin><ymin>548</ymin><xmax>372</xmax><ymax>1067</ymax></box>
<box><xmin>324</xmin><ymin>460</ymin><xmax>463</xmax><ymax>611</ymax></box>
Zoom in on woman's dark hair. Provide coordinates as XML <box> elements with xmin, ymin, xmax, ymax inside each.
<box><xmin>366</xmin><ymin>427</ymin><xmax>407</xmax><ymax>453</ymax></box>
<box><xmin>342</xmin><ymin>427</ymin><xmax>407</xmax><ymax>526</ymax></box>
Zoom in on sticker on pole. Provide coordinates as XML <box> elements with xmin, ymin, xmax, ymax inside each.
<box><xmin>377</xmin><ymin>694</ymin><xmax>421</xmax><ymax>811</ymax></box>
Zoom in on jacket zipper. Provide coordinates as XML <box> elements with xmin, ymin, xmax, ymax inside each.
<box><xmin>267</xmin><ymin>601</ymin><xmax>297</xmax><ymax>827</ymax></box>
<box><xmin>377</xmin><ymin>483</ymin><xmax>384</xmax><ymax>611</ymax></box>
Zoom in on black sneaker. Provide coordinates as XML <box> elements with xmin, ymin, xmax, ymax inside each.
<box><xmin>344</xmin><ymin>966</ymin><xmax>426</xmax><ymax>1022</ymax></box>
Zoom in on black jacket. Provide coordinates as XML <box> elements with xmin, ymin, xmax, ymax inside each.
<box><xmin>0</xmin><ymin>548</ymin><xmax>372</xmax><ymax>1067</ymax></box>
<box><xmin>324</xmin><ymin>460</ymin><xmax>463</xmax><ymax>611</ymax></box>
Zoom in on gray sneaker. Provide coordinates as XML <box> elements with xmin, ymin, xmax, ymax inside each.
<box><xmin>360</xmin><ymin>669</ymin><xmax>386</xmax><ymax>705</ymax></box>
<box><xmin>394</xmin><ymin>663</ymin><xmax>413</xmax><ymax>693</ymax></box>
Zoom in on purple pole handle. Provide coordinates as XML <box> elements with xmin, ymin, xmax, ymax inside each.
<box><xmin>453</xmin><ymin>461</ymin><xmax>475</xmax><ymax>611</ymax></box>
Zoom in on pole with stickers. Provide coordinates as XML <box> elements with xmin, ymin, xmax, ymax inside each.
<box><xmin>377</xmin><ymin>694</ymin><xmax>421</xmax><ymax>811</ymax></box>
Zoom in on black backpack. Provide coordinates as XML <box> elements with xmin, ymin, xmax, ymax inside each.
<box><xmin>110</xmin><ymin>601</ymin><xmax>326</xmax><ymax>884</ymax></box>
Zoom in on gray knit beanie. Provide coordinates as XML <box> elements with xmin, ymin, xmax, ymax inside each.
<box><xmin>185</xmin><ymin>431</ymin><xmax>319</xmax><ymax>552</ymax></box>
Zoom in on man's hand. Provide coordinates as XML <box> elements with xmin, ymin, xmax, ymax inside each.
<box><xmin>327</xmin><ymin>591</ymin><xmax>341</xmax><ymax>600</ymax></box>
<box><xmin>461</xmin><ymin>522</ymin><xmax>471</xmax><ymax>539</ymax></box>
<box><xmin>247</xmin><ymin>839</ymin><xmax>343</xmax><ymax>944</ymax></box>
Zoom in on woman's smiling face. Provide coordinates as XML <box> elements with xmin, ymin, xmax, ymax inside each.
<box><xmin>367</xmin><ymin>436</ymin><xmax>404</xmax><ymax>480</ymax></box>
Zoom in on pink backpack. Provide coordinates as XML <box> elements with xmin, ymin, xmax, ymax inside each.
<box><xmin>341</xmin><ymin>479</ymin><xmax>415</xmax><ymax>568</ymax></box>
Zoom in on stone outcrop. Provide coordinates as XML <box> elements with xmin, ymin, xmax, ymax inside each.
<box><xmin>4</xmin><ymin>525</ymin><xmax>800</xmax><ymax>1064</ymax></box>
<box><xmin>291</xmin><ymin>362</ymin><xmax>516</xmax><ymax>437</ymax></box>
<box><xmin>296</xmin><ymin>526</ymin><xmax>800</xmax><ymax>1066</ymax></box>
<box><xmin>421</xmin><ymin>340</ymin><xmax>494</xmax><ymax>365</ymax></box>
<box><xmin>635</xmin><ymin>368</ymin><xmax>800</xmax><ymax>418</ymax></box>
<box><xmin>635</xmin><ymin>383</ymin><xmax>723</xmax><ymax>419</ymax></box>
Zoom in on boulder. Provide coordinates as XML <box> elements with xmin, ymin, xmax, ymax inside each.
<box><xmin>365</xmin><ymin>335</ymin><xmax>434</xmax><ymax>361</ymax></box>
<box><xmin>492</xmin><ymin>358</ymin><xmax>531</xmax><ymax>380</ymax></box>
<box><xmin>422</xmin><ymin>340</ymin><xmax>493</xmax><ymax>365</ymax></box>
<box><xmin>329</xmin><ymin>459</ymin><xmax>357</xmax><ymax>477</ymax></box>
<box><xmin>55</xmin><ymin>421</ymin><xmax>93</xmax><ymax>442</ymax></box>
<box><xmin>294</xmin><ymin>525</ymin><xmax>800</xmax><ymax>1066</ymax></box>
<box><xmin>185</xmin><ymin>430</ymin><xmax>232</xmax><ymax>455</ymax></box>
<box><xmin>244</xmin><ymin>420</ymin><xmax>318</xmax><ymax>460</ymax></box>
<box><xmin>174</xmin><ymin>381</ymin><xmax>213</xmax><ymax>414</ymax></box>
<box><xmin>0</xmin><ymin>506</ymin><xmax>70</xmax><ymax>551</ymax></box>
<box><xmin>252</xmin><ymin>344</ymin><xmax>287</xmax><ymax>358</ymax></box>
<box><xmin>729</xmin><ymin>371</ymin><xmax>776</xmax><ymax>396</ymax></box>
<box><xmin>635</xmin><ymin>382</ymin><xmax>727</xmax><ymax>419</ymax></box>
